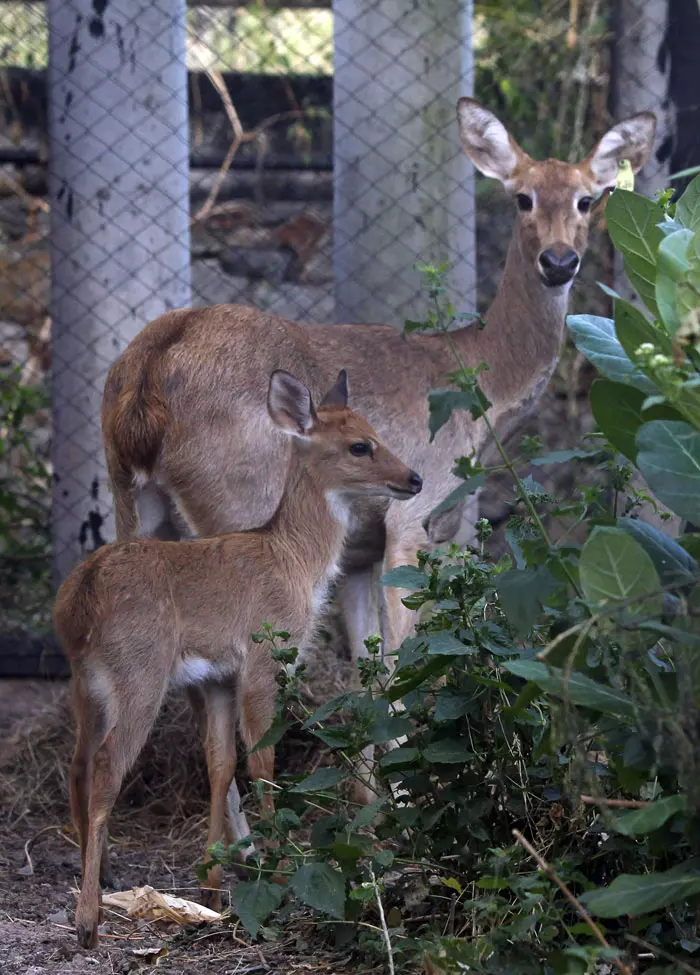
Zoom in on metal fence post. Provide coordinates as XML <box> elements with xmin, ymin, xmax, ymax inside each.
<box><xmin>46</xmin><ymin>0</ymin><xmax>191</xmax><ymax>583</ymax></box>
<box><xmin>333</xmin><ymin>0</ymin><xmax>475</xmax><ymax>327</ymax></box>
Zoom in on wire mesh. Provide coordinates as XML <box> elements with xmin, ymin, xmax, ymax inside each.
<box><xmin>0</xmin><ymin>0</ymin><xmax>687</xmax><ymax>662</ymax></box>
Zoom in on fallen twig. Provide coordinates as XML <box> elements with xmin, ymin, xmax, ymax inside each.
<box><xmin>626</xmin><ymin>933</ymin><xmax>699</xmax><ymax>973</ymax></box>
<box><xmin>370</xmin><ymin>867</ymin><xmax>395</xmax><ymax>975</ymax></box>
<box><xmin>580</xmin><ymin>795</ymin><xmax>650</xmax><ymax>809</ymax></box>
<box><xmin>512</xmin><ymin>829</ymin><xmax>633</xmax><ymax>975</ymax></box>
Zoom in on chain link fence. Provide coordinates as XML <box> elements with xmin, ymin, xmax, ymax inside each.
<box><xmin>0</xmin><ymin>0</ymin><xmax>690</xmax><ymax>670</ymax></box>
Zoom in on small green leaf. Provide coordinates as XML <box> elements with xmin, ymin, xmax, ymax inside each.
<box><xmin>368</xmin><ymin>714</ymin><xmax>414</xmax><ymax>744</ymax></box>
<box><xmin>614</xmin><ymin>298</ymin><xmax>674</xmax><ymax>368</ymax></box>
<box><xmin>290</xmin><ymin>862</ymin><xmax>346</xmax><ymax>919</ymax></box>
<box><xmin>422</xmin><ymin>739</ymin><xmax>472</xmax><ymax>764</ymax></box>
<box><xmin>476</xmin><ymin>876</ymin><xmax>511</xmax><ymax>890</ymax></box>
<box><xmin>579</xmin><ymin>526</ymin><xmax>660</xmax><ymax>613</ymax></box>
<box><xmin>428</xmin><ymin>389</ymin><xmax>483</xmax><ymax>441</ymax></box>
<box><xmin>349</xmin><ymin>797</ymin><xmax>387</xmax><ymax>831</ymax></box>
<box><xmin>637</xmin><ymin>421</ymin><xmax>700</xmax><ymax>523</ymax></box>
<box><xmin>232</xmin><ymin>880</ymin><xmax>285</xmax><ymax>937</ymax></box>
<box><xmin>291</xmin><ymin>767</ymin><xmax>346</xmax><ymax>793</ymax></box>
<box><xmin>589</xmin><ymin>380</ymin><xmax>645</xmax><ymax>462</ymax></box>
<box><xmin>503</xmin><ymin>660</ymin><xmax>636</xmax><ymax>717</ymax></box>
<box><xmin>581</xmin><ymin>860</ymin><xmax>700</xmax><ymax>917</ymax></box>
<box><xmin>496</xmin><ymin>566</ymin><xmax>558</xmax><ymax>634</ymax></box>
<box><xmin>380</xmin><ymin>565</ymin><xmax>428</xmax><ymax>590</ymax></box>
<box><xmin>606</xmin><ymin>190</ymin><xmax>664</xmax><ymax>317</ymax></box>
<box><xmin>379</xmin><ymin>746</ymin><xmax>419</xmax><ymax>770</ymax></box>
<box><xmin>614</xmin><ymin>795</ymin><xmax>687</xmax><ymax>836</ymax></box>
<box><xmin>567</xmin><ymin>314</ymin><xmax>655</xmax><ymax>392</ymax></box>
<box><xmin>428</xmin><ymin>473</ymin><xmax>485</xmax><ymax>522</ymax></box>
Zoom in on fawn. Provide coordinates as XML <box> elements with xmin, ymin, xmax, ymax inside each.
<box><xmin>55</xmin><ymin>369</ymin><xmax>421</xmax><ymax>949</ymax></box>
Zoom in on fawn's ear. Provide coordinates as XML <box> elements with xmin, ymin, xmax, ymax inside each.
<box><xmin>583</xmin><ymin>112</ymin><xmax>657</xmax><ymax>193</ymax></box>
<box><xmin>268</xmin><ymin>370</ymin><xmax>316</xmax><ymax>436</ymax></box>
<box><xmin>457</xmin><ymin>97</ymin><xmax>528</xmax><ymax>186</ymax></box>
<box><xmin>319</xmin><ymin>369</ymin><xmax>349</xmax><ymax>408</ymax></box>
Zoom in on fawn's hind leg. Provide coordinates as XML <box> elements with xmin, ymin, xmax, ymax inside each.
<box><xmin>200</xmin><ymin>681</ymin><xmax>245</xmax><ymax>912</ymax></box>
<box><xmin>74</xmin><ymin>674</ymin><xmax>167</xmax><ymax>949</ymax></box>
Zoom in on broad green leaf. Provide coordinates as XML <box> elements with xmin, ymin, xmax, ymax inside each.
<box><xmin>581</xmin><ymin>860</ymin><xmax>700</xmax><ymax>917</ymax></box>
<box><xmin>637</xmin><ymin>421</ymin><xmax>700</xmax><ymax>523</ymax></box>
<box><xmin>428</xmin><ymin>389</ymin><xmax>483</xmax><ymax>441</ymax></box>
<box><xmin>616</xmin><ymin>518</ymin><xmax>698</xmax><ymax>585</ymax></box>
<box><xmin>614</xmin><ymin>298</ymin><xmax>673</xmax><ymax>368</ymax></box>
<box><xmin>605</xmin><ymin>190</ymin><xmax>664</xmax><ymax>317</ymax></box>
<box><xmin>613</xmin><ymin>795</ymin><xmax>687</xmax><ymax>836</ymax></box>
<box><xmin>674</xmin><ymin>378</ymin><xmax>700</xmax><ymax>431</ymax></box>
<box><xmin>567</xmin><ymin>314</ymin><xmax>655</xmax><ymax>392</ymax></box>
<box><xmin>656</xmin><ymin>229</ymin><xmax>693</xmax><ymax>334</ymax></box>
<box><xmin>589</xmin><ymin>380</ymin><xmax>645</xmax><ymax>462</ymax></box>
<box><xmin>503</xmin><ymin>660</ymin><xmax>636</xmax><ymax>717</ymax></box>
<box><xmin>425</xmin><ymin>630</ymin><xmax>474</xmax><ymax>655</ymax></box>
<box><xmin>290</xmin><ymin>862</ymin><xmax>345</xmax><ymax>919</ymax></box>
<box><xmin>380</xmin><ymin>565</ymin><xmax>428</xmax><ymax>590</ymax></box>
<box><xmin>677</xmin><ymin>229</ymin><xmax>700</xmax><ymax>327</ymax></box>
<box><xmin>422</xmin><ymin>739</ymin><xmax>473</xmax><ymax>764</ymax></box>
<box><xmin>349</xmin><ymin>797</ymin><xmax>387</xmax><ymax>831</ymax></box>
<box><xmin>379</xmin><ymin>746</ymin><xmax>420</xmax><ymax>770</ymax></box>
<box><xmin>232</xmin><ymin>879</ymin><xmax>285</xmax><ymax>937</ymax></box>
<box><xmin>496</xmin><ymin>566</ymin><xmax>558</xmax><ymax>634</ymax></box>
<box><xmin>367</xmin><ymin>714</ymin><xmax>414</xmax><ymax>744</ymax></box>
<box><xmin>579</xmin><ymin>526</ymin><xmax>660</xmax><ymax>611</ymax></box>
<box><xmin>428</xmin><ymin>473</ymin><xmax>485</xmax><ymax>522</ymax></box>
<box><xmin>435</xmin><ymin>689</ymin><xmax>472</xmax><ymax>721</ymax></box>
<box><xmin>291</xmin><ymin>767</ymin><xmax>346</xmax><ymax>793</ymax></box>
<box><xmin>249</xmin><ymin>718</ymin><xmax>293</xmax><ymax>754</ymax></box>
<box><xmin>676</xmin><ymin>172</ymin><xmax>700</xmax><ymax>227</ymax></box>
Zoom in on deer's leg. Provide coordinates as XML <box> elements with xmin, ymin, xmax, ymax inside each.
<box><xmin>111</xmin><ymin>478</ymin><xmax>139</xmax><ymax>541</ymax></box>
<box><xmin>381</xmin><ymin>522</ymin><xmax>427</xmax><ymax>655</ymax></box>
<box><xmin>74</xmin><ymin>675</ymin><xmax>166</xmax><ymax>949</ymax></box>
<box><xmin>336</xmin><ymin>567</ymin><xmax>384</xmax><ymax>806</ymax></box>
<box><xmin>201</xmin><ymin>681</ymin><xmax>245</xmax><ymax>912</ymax></box>
<box><xmin>188</xmin><ymin>683</ymin><xmax>246</xmax><ymax>849</ymax></box>
<box><xmin>240</xmin><ymin>677</ymin><xmax>277</xmax><ymax>825</ymax></box>
<box><xmin>337</xmin><ymin>566</ymin><xmax>381</xmax><ymax>665</ymax></box>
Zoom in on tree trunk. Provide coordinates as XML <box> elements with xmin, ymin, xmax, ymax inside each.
<box><xmin>47</xmin><ymin>0</ymin><xmax>191</xmax><ymax>583</ymax></box>
<box><xmin>333</xmin><ymin>0</ymin><xmax>475</xmax><ymax>327</ymax></box>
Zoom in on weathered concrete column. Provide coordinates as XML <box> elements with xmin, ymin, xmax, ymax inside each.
<box><xmin>47</xmin><ymin>0</ymin><xmax>191</xmax><ymax>583</ymax></box>
<box><xmin>333</xmin><ymin>0</ymin><xmax>475</xmax><ymax>326</ymax></box>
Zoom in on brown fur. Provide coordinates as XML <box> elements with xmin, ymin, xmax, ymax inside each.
<box><xmin>101</xmin><ymin>101</ymin><xmax>656</xmax><ymax>809</ymax></box>
<box><xmin>59</xmin><ymin>374</ymin><xmax>420</xmax><ymax>949</ymax></box>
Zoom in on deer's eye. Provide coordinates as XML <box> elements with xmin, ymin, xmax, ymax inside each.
<box><xmin>578</xmin><ymin>196</ymin><xmax>593</xmax><ymax>213</ymax></box>
<box><xmin>516</xmin><ymin>193</ymin><xmax>533</xmax><ymax>212</ymax></box>
<box><xmin>349</xmin><ymin>442</ymin><xmax>371</xmax><ymax>457</ymax></box>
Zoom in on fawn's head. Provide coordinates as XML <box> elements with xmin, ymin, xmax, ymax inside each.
<box><xmin>457</xmin><ymin>98</ymin><xmax>656</xmax><ymax>289</ymax></box>
<box><xmin>267</xmin><ymin>369</ymin><xmax>422</xmax><ymax>501</ymax></box>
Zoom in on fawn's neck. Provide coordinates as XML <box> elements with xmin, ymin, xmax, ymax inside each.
<box><xmin>453</xmin><ymin>227</ymin><xmax>570</xmax><ymax>433</ymax></box>
<box><xmin>267</xmin><ymin>453</ymin><xmax>348</xmax><ymax>582</ymax></box>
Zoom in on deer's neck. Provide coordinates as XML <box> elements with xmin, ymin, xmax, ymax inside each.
<box><xmin>454</xmin><ymin>229</ymin><xmax>570</xmax><ymax>435</ymax></box>
<box><xmin>267</xmin><ymin>456</ymin><xmax>348</xmax><ymax>584</ymax></box>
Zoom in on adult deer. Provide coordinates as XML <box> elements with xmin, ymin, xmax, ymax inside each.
<box><xmin>102</xmin><ymin>99</ymin><xmax>655</xmax><ymax>795</ymax></box>
<box><xmin>57</xmin><ymin>369</ymin><xmax>421</xmax><ymax>949</ymax></box>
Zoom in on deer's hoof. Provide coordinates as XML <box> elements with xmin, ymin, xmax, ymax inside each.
<box><xmin>201</xmin><ymin>887</ymin><xmax>222</xmax><ymax>913</ymax></box>
<box><xmin>75</xmin><ymin>919</ymin><xmax>99</xmax><ymax>949</ymax></box>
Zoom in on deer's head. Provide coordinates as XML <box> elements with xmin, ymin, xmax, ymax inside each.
<box><xmin>457</xmin><ymin>99</ymin><xmax>656</xmax><ymax>289</ymax></box>
<box><xmin>267</xmin><ymin>369</ymin><xmax>422</xmax><ymax>501</ymax></box>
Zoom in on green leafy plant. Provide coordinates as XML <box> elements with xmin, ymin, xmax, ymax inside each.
<box><xmin>198</xmin><ymin>179</ymin><xmax>700</xmax><ymax>974</ymax></box>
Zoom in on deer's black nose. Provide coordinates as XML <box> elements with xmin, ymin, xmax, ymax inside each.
<box><xmin>409</xmin><ymin>470</ymin><xmax>423</xmax><ymax>493</ymax></box>
<box><xmin>538</xmin><ymin>247</ymin><xmax>579</xmax><ymax>286</ymax></box>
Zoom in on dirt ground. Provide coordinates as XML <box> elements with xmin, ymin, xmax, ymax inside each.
<box><xmin>0</xmin><ymin>637</ymin><xmax>369</xmax><ymax>975</ymax></box>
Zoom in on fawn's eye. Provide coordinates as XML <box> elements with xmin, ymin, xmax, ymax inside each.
<box><xmin>349</xmin><ymin>442</ymin><xmax>371</xmax><ymax>457</ymax></box>
<box><xmin>578</xmin><ymin>196</ymin><xmax>593</xmax><ymax>214</ymax></box>
<box><xmin>516</xmin><ymin>193</ymin><xmax>533</xmax><ymax>212</ymax></box>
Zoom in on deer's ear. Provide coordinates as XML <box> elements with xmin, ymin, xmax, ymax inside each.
<box><xmin>456</xmin><ymin>97</ymin><xmax>527</xmax><ymax>185</ymax></box>
<box><xmin>268</xmin><ymin>370</ymin><xmax>316</xmax><ymax>436</ymax></box>
<box><xmin>584</xmin><ymin>112</ymin><xmax>657</xmax><ymax>192</ymax></box>
<box><xmin>319</xmin><ymin>369</ymin><xmax>349</xmax><ymax>409</ymax></box>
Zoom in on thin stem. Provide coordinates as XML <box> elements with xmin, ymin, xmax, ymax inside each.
<box><xmin>580</xmin><ymin>795</ymin><xmax>650</xmax><ymax>809</ymax></box>
<box><xmin>512</xmin><ymin>830</ymin><xmax>633</xmax><ymax>975</ymax></box>
<box><xmin>370</xmin><ymin>867</ymin><xmax>395</xmax><ymax>975</ymax></box>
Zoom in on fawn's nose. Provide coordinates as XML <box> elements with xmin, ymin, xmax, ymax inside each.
<box><xmin>409</xmin><ymin>470</ymin><xmax>423</xmax><ymax>493</ymax></box>
<box><xmin>538</xmin><ymin>246</ymin><xmax>579</xmax><ymax>287</ymax></box>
